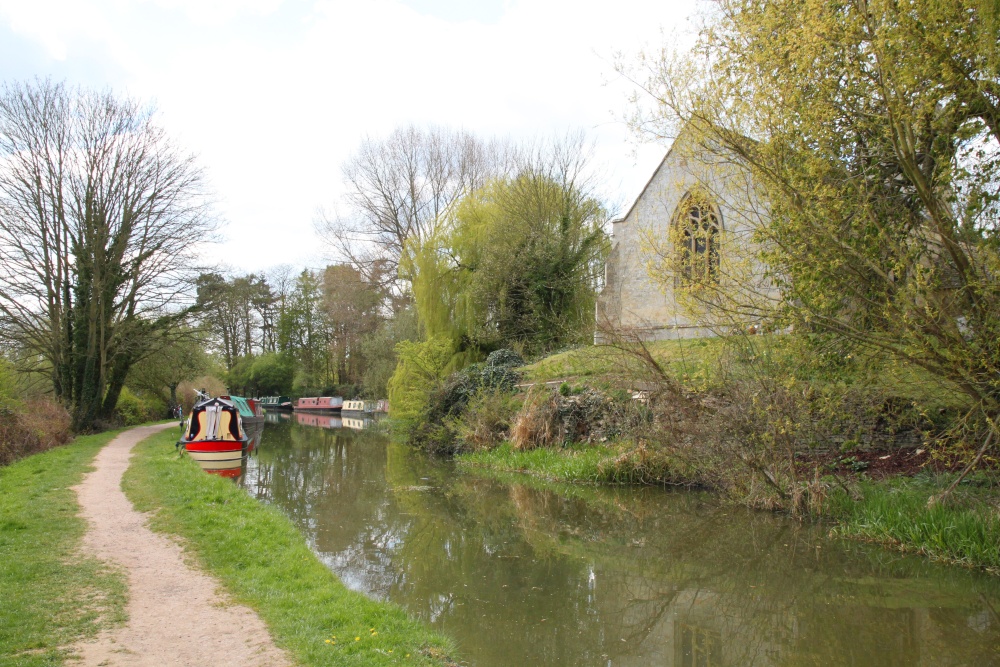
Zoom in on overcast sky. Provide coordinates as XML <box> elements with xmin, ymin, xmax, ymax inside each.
<box><xmin>0</xmin><ymin>0</ymin><xmax>698</xmax><ymax>274</ymax></box>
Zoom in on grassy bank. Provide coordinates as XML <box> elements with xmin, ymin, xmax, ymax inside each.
<box><xmin>460</xmin><ymin>444</ymin><xmax>1000</xmax><ymax>571</ymax></box>
<box><xmin>459</xmin><ymin>442</ymin><xmax>621</xmax><ymax>483</ymax></box>
<box><xmin>829</xmin><ymin>474</ymin><xmax>1000</xmax><ymax>572</ymax></box>
<box><xmin>0</xmin><ymin>430</ymin><xmax>127</xmax><ymax>667</ymax></box>
<box><xmin>123</xmin><ymin>428</ymin><xmax>457</xmax><ymax>666</ymax></box>
<box><xmin>522</xmin><ymin>335</ymin><xmax>963</xmax><ymax>413</ymax></box>
<box><xmin>521</xmin><ymin>337</ymin><xmax>724</xmax><ymax>387</ymax></box>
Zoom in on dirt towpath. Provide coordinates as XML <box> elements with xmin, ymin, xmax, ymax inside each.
<box><xmin>71</xmin><ymin>423</ymin><xmax>292</xmax><ymax>667</ymax></box>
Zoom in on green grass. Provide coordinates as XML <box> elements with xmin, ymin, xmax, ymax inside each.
<box><xmin>830</xmin><ymin>474</ymin><xmax>1000</xmax><ymax>571</ymax></box>
<box><xmin>521</xmin><ymin>338</ymin><xmax>724</xmax><ymax>385</ymax></box>
<box><xmin>0</xmin><ymin>430</ymin><xmax>127</xmax><ymax>667</ymax></box>
<box><xmin>458</xmin><ymin>442</ymin><xmax>614</xmax><ymax>482</ymax></box>
<box><xmin>522</xmin><ymin>334</ymin><xmax>965</xmax><ymax>414</ymax></box>
<box><xmin>123</xmin><ymin>428</ymin><xmax>457</xmax><ymax>666</ymax></box>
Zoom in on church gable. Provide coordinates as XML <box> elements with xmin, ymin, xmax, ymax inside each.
<box><xmin>598</xmin><ymin>127</ymin><xmax>767</xmax><ymax>341</ymax></box>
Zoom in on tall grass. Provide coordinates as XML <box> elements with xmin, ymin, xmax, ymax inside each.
<box><xmin>123</xmin><ymin>429</ymin><xmax>457</xmax><ymax>666</ymax></box>
<box><xmin>830</xmin><ymin>476</ymin><xmax>1000</xmax><ymax>571</ymax></box>
<box><xmin>0</xmin><ymin>430</ymin><xmax>127</xmax><ymax>667</ymax></box>
<box><xmin>459</xmin><ymin>442</ymin><xmax>611</xmax><ymax>482</ymax></box>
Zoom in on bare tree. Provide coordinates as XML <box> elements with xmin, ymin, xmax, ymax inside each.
<box><xmin>318</xmin><ymin>124</ymin><xmax>513</xmax><ymax>293</ymax></box>
<box><xmin>0</xmin><ymin>79</ymin><xmax>215</xmax><ymax>430</ymax></box>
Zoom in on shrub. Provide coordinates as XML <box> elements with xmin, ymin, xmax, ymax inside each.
<box><xmin>407</xmin><ymin>349</ymin><xmax>525</xmax><ymax>453</ymax></box>
<box><xmin>115</xmin><ymin>387</ymin><xmax>148</xmax><ymax>426</ymax></box>
<box><xmin>407</xmin><ymin>422</ymin><xmax>459</xmax><ymax>456</ymax></box>
<box><xmin>510</xmin><ymin>387</ymin><xmax>562</xmax><ymax>450</ymax></box>
<box><xmin>481</xmin><ymin>349</ymin><xmax>524</xmax><ymax>391</ymax></box>
<box><xmin>510</xmin><ymin>385</ymin><xmax>648</xmax><ymax>450</ymax></box>
<box><xmin>0</xmin><ymin>399</ymin><xmax>73</xmax><ymax>466</ymax></box>
<box><xmin>454</xmin><ymin>390</ymin><xmax>521</xmax><ymax>451</ymax></box>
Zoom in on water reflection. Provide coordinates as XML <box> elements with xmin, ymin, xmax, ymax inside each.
<box><xmin>243</xmin><ymin>419</ymin><xmax>1000</xmax><ymax>667</ymax></box>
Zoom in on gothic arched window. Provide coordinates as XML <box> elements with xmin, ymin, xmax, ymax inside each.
<box><xmin>674</xmin><ymin>194</ymin><xmax>721</xmax><ymax>286</ymax></box>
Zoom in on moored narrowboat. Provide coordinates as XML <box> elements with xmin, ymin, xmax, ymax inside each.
<box><xmin>259</xmin><ymin>395</ymin><xmax>293</xmax><ymax>411</ymax></box>
<box><xmin>180</xmin><ymin>396</ymin><xmax>249</xmax><ymax>470</ymax></box>
<box><xmin>293</xmin><ymin>396</ymin><xmax>344</xmax><ymax>412</ymax></box>
<box><xmin>226</xmin><ymin>395</ymin><xmax>264</xmax><ymax>425</ymax></box>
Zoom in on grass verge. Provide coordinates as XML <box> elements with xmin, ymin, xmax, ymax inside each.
<box><xmin>520</xmin><ymin>338</ymin><xmax>724</xmax><ymax>385</ymax></box>
<box><xmin>0</xmin><ymin>430</ymin><xmax>127</xmax><ymax>667</ymax></box>
<box><xmin>458</xmin><ymin>442</ymin><xmax>612</xmax><ymax>482</ymax></box>
<box><xmin>123</xmin><ymin>428</ymin><xmax>457</xmax><ymax>666</ymax></box>
<box><xmin>829</xmin><ymin>474</ymin><xmax>1000</xmax><ymax>572</ymax></box>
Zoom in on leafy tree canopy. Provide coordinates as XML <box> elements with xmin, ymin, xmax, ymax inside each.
<box><xmin>625</xmin><ymin>0</ymin><xmax>1000</xmax><ymax>435</ymax></box>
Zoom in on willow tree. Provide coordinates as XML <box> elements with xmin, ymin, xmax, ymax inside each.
<box><xmin>457</xmin><ymin>175</ymin><xmax>608</xmax><ymax>353</ymax></box>
<box><xmin>0</xmin><ymin>80</ymin><xmax>214</xmax><ymax>430</ymax></box>
<box><xmin>389</xmin><ymin>141</ymin><xmax>609</xmax><ymax>414</ymax></box>
<box><xmin>409</xmin><ymin>162</ymin><xmax>607</xmax><ymax>353</ymax></box>
<box><xmin>319</xmin><ymin>125</ymin><xmax>513</xmax><ymax>294</ymax></box>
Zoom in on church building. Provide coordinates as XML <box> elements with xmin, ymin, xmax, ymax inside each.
<box><xmin>597</xmin><ymin>126</ymin><xmax>774</xmax><ymax>342</ymax></box>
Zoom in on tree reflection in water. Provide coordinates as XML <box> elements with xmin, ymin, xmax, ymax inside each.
<box><xmin>244</xmin><ymin>419</ymin><xmax>1000</xmax><ymax>667</ymax></box>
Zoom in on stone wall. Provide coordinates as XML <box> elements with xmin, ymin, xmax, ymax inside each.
<box><xmin>597</xmin><ymin>127</ymin><xmax>775</xmax><ymax>342</ymax></box>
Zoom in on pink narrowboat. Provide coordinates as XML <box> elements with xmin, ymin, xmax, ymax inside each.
<box><xmin>293</xmin><ymin>396</ymin><xmax>344</xmax><ymax>412</ymax></box>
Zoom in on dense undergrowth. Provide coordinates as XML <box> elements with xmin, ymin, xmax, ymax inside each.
<box><xmin>0</xmin><ymin>399</ymin><xmax>73</xmax><ymax>466</ymax></box>
<box><xmin>397</xmin><ymin>334</ymin><xmax>1000</xmax><ymax>570</ymax></box>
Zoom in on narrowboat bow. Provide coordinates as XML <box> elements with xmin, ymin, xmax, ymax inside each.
<box><xmin>179</xmin><ymin>396</ymin><xmax>249</xmax><ymax>470</ymax></box>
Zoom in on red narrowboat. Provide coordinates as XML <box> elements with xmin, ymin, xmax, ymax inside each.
<box><xmin>180</xmin><ymin>396</ymin><xmax>249</xmax><ymax>471</ymax></box>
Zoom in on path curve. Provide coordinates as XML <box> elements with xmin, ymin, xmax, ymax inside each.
<box><xmin>71</xmin><ymin>423</ymin><xmax>292</xmax><ymax>667</ymax></box>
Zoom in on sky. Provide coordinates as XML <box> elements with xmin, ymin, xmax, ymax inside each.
<box><xmin>0</xmin><ymin>0</ymin><xmax>699</xmax><ymax>274</ymax></box>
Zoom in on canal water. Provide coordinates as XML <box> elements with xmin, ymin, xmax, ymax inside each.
<box><xmin>244</xmin><ymin>415</ymin><xmax>1000</xmax><ymax>666</ymax></box>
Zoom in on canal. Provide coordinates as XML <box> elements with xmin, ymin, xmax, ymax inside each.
<box><xmin>242</xmin><ymin>414</ymin><xmax>1000</xmax><ymax>666</ymax></box>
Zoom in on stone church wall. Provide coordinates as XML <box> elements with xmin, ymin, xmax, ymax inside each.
<box><xmin>597</xmin><ymin>129</ymin><xmax>772</xmax><ymax>342</ymax></box>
